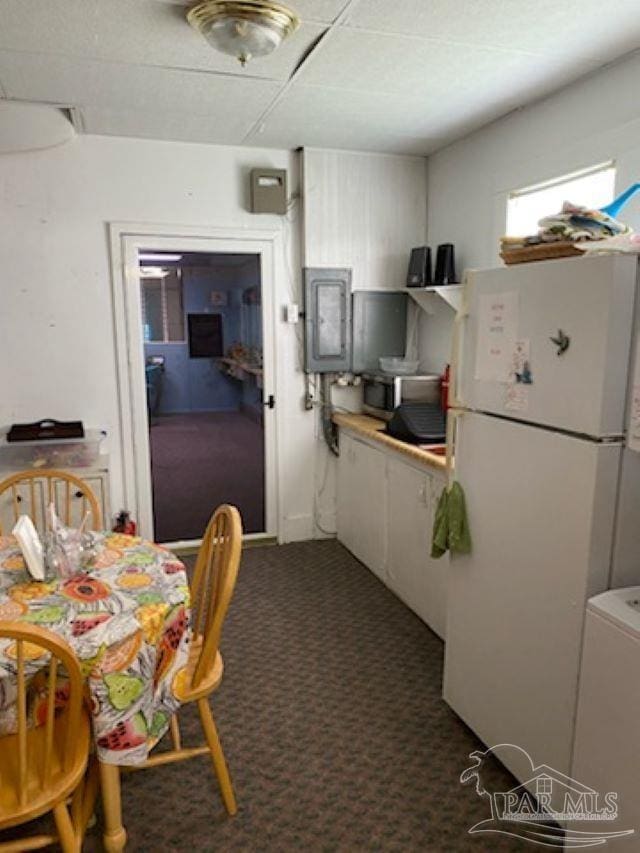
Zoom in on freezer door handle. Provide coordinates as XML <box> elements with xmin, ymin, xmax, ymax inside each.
<box><xmin>449</xmin><ymin>270</ymin><xmax>471</xmax><ymax>408</ymax></box>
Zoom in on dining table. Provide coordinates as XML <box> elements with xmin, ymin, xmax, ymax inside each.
<box><xmin>0</xmin><ymin>531</ymin><xmax>192</xmax><ymax>852</ymax></box>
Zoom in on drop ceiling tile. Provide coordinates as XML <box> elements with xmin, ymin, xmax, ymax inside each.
<box><xmin>296</xmin><ymin>27</ymin><xmax>598</xmax><ymax>97</ymax></box>
<box><xmin>81</xmin><ymin>105</ymin><xmax>257</xmax><ymax>145</ymax></box>
<box><xmin>0</xmin><ymin>50</ymin><xmax>281</xmax><ymax>122</ymax></box>
<box><xmin>345</xmin><ymin>0</ymin><xmax>640</xmax><ymax>63</ymax></box>
<box><xmin>249</xmin><ymin>32</ymin><xmax>597</xmax><ymax>156</ymax></box>
<box><xmin>259</xmin><ymin>121</ymin><xmax>437</xmax><ymax>155</ymax></box>
<box><xmin>0</xmin><ymin>0</ymin><xmax>326</xmax><ymax>81</ymax></box>
<box><xmin>245</xmin><ymin>83</ymin><xmax>447</xmax><ymax>153</ymax></box>
<box><xmin>282</xmin><ymin>0</ymin><xmax>349</xmax><ymax>24</ymax></box>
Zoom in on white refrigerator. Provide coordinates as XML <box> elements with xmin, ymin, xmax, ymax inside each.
<box><xmin>443</xmin><ymin>253</ymin><xmax>640</xmax><ymax>783</ymax></box>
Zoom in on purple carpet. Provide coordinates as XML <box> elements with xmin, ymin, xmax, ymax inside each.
<box><xmin>149</xmin><ymin>411</ymin><xmax>264</xmax><ymax>541</ymax></box>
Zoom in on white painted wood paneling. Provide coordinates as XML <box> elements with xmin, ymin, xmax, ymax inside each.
<box><xmin>304</xmin><ymin>148</ymin><xmax>427</xmax><ymax>539</ymax></box>
<box><xmin>302</xmin><ymin>148</ymin><xmax>427</xmax><ymax>290</ymax></box>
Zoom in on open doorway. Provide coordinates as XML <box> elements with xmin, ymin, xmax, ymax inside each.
<box><xmin>138</xmin><ymin>250</ymin><xmax>265</xmax><ymax>542</ymax></box>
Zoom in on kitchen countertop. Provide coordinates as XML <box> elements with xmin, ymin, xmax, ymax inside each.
<box><xmin>332</xmin><ymin>412</ymin><xmax>448</xmax><ymax>471</ymax></box>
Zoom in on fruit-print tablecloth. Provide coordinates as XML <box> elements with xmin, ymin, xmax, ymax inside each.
<box><xmin>0</xmin><ymin>532</ymin><xmax>191</xmax><ymax>766</ymax></box>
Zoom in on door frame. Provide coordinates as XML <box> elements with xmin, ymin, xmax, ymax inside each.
<box><xmin>109</xmin><ymin>222</ymin><xmax>282</xmax><ymax>545</ymax></box>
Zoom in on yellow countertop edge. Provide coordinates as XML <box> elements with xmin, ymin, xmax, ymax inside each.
<box><xmin>332</xmin><ymin>412</ymin><xmax>447</xmax><ymax>471</ymax></box>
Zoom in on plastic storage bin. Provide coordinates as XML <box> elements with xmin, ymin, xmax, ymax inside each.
<box><xmin>0</xmin><ymin>429</ymin><xmax>106</xmax><ymax>469</ymax></box>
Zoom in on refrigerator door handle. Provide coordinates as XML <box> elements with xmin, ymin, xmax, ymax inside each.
<box><xmin>446</xmin><ymin>409</ymin><xmax>463</xmax><ymax>486</ymax></box>
<box><xmin>449</xmin><ymin>270</ymin><xmax>471</xmax><ymax>409</ymax></box>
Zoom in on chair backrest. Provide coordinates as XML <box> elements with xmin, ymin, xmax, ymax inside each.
<box><xmin>0</xmin><ymin>469</ymin><xmax>101</xmax><ymax>535</ymax></box>
<box><xmin>0</xmin><ymin>622</ymin><xmax>85</xmax><ymax>808</ymax></box>
<box><xmin>190</xmin><ymin>504</ymin><xmax>242</xmax><ymax>691</ymax></box>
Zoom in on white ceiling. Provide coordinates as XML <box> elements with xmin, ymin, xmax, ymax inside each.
<box><xmin>0</xmin><ymin>0</ymin><xmax>639</xmax><ymax>155</ymax></box>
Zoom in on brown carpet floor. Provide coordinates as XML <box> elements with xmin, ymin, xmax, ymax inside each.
<box><xmin>89</xmin><ymin>540</ymin><xmax>531</xmax><ymax>852</ymax></box>
<box><xmin>2</xmin><ymin>540</ymin><xmax>534</xmax><ymax>851</ymax></box>
<box><xmin>149</xmin><ymin>412</ymin><xmax>264</xmax><ymax>541</ymax></box>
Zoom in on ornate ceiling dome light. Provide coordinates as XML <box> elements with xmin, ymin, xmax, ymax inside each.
<box><xmin>187</xmin><ymin>1</ymin><xmax>300</xmax><ymax>67</ymax></box>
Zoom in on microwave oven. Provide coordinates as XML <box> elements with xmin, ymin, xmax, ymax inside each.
<box><xmin>362</xmin><ymin>372</ymin><xmax>440</xmax><ymax>421</ymax></box>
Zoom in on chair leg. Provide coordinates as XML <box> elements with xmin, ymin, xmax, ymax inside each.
<box><xmin>70</xmin><ymin>781</ymin><xmax>83</xmax><ymax>837</ymax></box>
<box><xmin>197</xmin><ymin>697</ymin><xmax>238</xmax><ymax>816</ymax></box>
<box><xmin>53</xmin><ymin>801</ymin><xmax>79</xmax><ymax>853</ymax></box>
<box><xmin>99</xmin><ymin>761</ymin><xmax>127</xmax><ymax>853</ymax></box>
<box><xmin>170</xmin><ymin>714</ymin><xmax>182</xmax><ymax>751</ymax></box>
<box><xmin>79</xmin><ymin>757</ymin><xmax>100</xmax><ymax>836</ymax></box>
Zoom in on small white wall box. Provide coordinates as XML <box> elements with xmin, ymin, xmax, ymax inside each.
<box><xmin>250</xmin><ymin>168</ymin><xmax>287</xmax><ymax>215</ymax></box>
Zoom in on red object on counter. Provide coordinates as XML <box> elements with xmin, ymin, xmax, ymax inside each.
<box><xmin>440</xmin><ymin>364</ymin><xmax>450</xmax><ymax>411</ymax></box>
<box><xmin>113</xmin><ymin>510</ymin><xmax>137</xmax><ymax>536</ymax></box>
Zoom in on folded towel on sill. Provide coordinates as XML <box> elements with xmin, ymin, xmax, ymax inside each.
<box><xmin>431</xmin><ymin>481</ymin><xmax>472</xmax><ymax>559</ymax></box>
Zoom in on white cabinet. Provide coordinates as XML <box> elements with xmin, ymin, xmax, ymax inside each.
<box><xmin>386</xmin><ymin>457</ymin><xmax>448</xmax><ymax>638</ymax></box>
<box><xmin>337</xmin><ymin>433</ymin><xmax>386</xmax><ymax>579</ymax></box>
<box><xmin>0</xmin><ymin>460</ymin><xmax>111</xmax><ymax>533</ymax></box>
<box><xmin>54</xmin><ymin>472</ymin><xmax>111</xmax><ymax>529</ymax></box>
<box><xmin>337</xmin><ymin>431</ymin><xmax>448</xmax><ymax>637</ymax></box>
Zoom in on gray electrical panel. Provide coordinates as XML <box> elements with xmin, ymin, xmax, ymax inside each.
<box><xmin>352</xmin><ymin>291</ymin><xmax>408</xmax><ymax>373</ymax></box>
<box><xmin>304</xmin><ymin>267</ymin><xmax>352</xmax><ymax>373</ymax></box>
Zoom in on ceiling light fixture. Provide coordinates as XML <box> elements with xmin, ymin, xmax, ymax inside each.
<box><xmin>187</xmin><ymin>1</ymin><xmax>300</xmax><ymax>67</ymax></box>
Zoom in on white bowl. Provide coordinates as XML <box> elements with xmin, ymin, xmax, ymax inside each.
<box><xmin>379</xmin><ymin>357</ymin><xmax>420</xmax><ymax>375</ymax></box>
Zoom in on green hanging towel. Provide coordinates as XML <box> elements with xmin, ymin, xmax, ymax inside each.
<box><xmin>448</xmin><ymin>481</ymin><xmax>472</xmax><ymax>555</ymax></box>
<box><xmin>430</xmin><ymin>481</ymin><xmax>472</xmax><ymax>559</ymax></box>
<box><xmin>431</xmin><ymin>487</ymin><xmax>449</xmax><ymax>558</ymax></box>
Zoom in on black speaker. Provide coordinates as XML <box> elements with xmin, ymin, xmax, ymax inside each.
<box><xmin>406</xmin><ymin>246</ymin><xmax>432</xmax><ymax>288</ymax></box>
<box><xmin>434</xmin><ymin>243</ymin><xmax>457</xmax><ymax>285</ymax></box>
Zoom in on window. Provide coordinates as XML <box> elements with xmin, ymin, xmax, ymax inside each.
<box><xmin>141</xmin><ymin>269</ymin><xmax>185</xmax><ymax>343</ymax></box>
<box><xmin>506</xmin><ymin>163</ymin><xmax>616</xmax><ymax>237</ymax></box>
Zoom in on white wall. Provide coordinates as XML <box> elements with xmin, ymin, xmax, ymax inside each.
<box><xmin>302</xmin><ymin>148</ymin><xmax>428</xmax><ymax>535</ymax></box>
<box><xmin>0</xmin><ymin>134</ymin><xmax>315</xmax><ymax>542</ymax></box>
<box><xmin>420</xmin><ymin>50</ymin><xmax>640</xmax><ymax>371</ymax></box>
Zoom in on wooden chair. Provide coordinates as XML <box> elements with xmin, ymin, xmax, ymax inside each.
<box><xmin>0</xmin><ymin>469</ymin><xmax>101</xmax><ymax>535</ymax></box>
<box><xmin>0</xmin><ymin>622</ymin><xmax>92</xmax><ymax>853</ymax></box>
<box><xmin>129</xmin><ymin>504</ymin><xmax>242</xmax><ymax>814</ymax></box>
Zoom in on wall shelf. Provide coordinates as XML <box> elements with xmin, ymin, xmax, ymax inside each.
<box><xmin>403</xmin><ymin>285</ymin><xmax>463</xmax><ymax>314</ymax></box>
<box><xmin>218</xmin><ymin>357</ymin><xmax>264</xmax><ymax>389</ymax></box>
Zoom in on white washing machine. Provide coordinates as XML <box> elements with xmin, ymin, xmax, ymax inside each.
<box><xmin>570</xmin><ymin>587</ymin><xmax>640</xmax><ymax>850</ymax></box>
